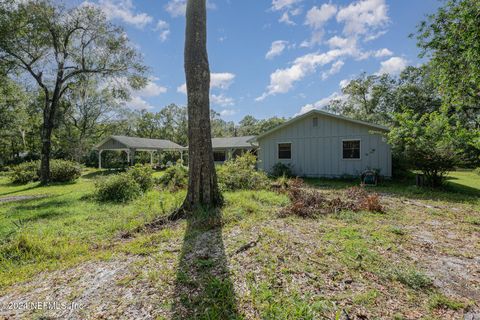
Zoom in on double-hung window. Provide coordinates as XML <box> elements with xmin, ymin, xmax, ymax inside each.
<box><xmin>342</xmin><ymin>140</ymin><xmax>360</xmax><ymax>159</ymax></box>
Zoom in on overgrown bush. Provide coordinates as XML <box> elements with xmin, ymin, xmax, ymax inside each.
<box><xmin>155</xmin><ymin>161</ymin><xmax>188</xmax><ymax>191</ymax></box>
<box><xmin>270</xmin><ymin>162</ymin><xmax>294</xmax><ymax>178</ymax></box>
<box><xmin>475</xmin><ymin>167</ymin><xmax>480</xmax><ymax>176</ymax></box>
<box><xmin>49</xmin><ymin>160</ymin><xmax>82</xmax><ymax>182</ymax></box>
<box><xmin>10</xmin><ymin>159</ymin><xmax>81</xmax><ymax>183</ymax></box>
<box><xmin>128</xmin><ymin>164</ymin><xmax>153</xmax><ymax>192</ymax></box>
<box><xmin>217</xmin><ymin>153</ymin><xmax>269</xmax><ymax>191</ymax></box>
<box><xmin>279</xmin><ymin>181</ymin><xmax>384</xmax><ymax>218</ymax></box>
<box><xmin>10</xmin><ymin>161</ymin><xmax>39</xmax><ymax>183</ymax></box>
<box><xmin>95</xmin><ymin>173</ymin><xmax>142</xmax><ymax>202</ymax></box>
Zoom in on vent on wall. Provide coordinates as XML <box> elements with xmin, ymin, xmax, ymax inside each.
<box><xmin>312</xmin><ymin>117</ymin><xmax>318</xmax><ymax>127</ymax></box>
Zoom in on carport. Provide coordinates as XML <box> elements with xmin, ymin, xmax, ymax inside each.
<box><xmin>95</xmin><ymin>135</ymin><xmax>187</xmax><ymax>169</ymax></box>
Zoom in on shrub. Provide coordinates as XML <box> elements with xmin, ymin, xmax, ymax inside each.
<box><xmin>10</xmin><ymin>160</ymin><xmax>81</xmax><ymax>183</ymax></box>
<box><xmin>217</xmin><ymin>153</ymin><xmax>270</xmax><ymax>191</ymax></box>
<box><xmin>475</xmin><ymin>167</ymin><xmax>480</xmax><ymax>176</ymax></box>
<box><xmin>10</xmin><ymin>161</ymin><xmax>39</xmax><ymax>184</ymax></box>
<box><xmin>49</xmin><ymin>160</ymin><xmax>82</xmax><ymax>182</ymax></box>
<box><xmin>95</xmin><ymin>173</ymin><xmax>142</xmax><ymax>202</ymax></box>
<box><xmin>128</xmin><ymin>164</ymin><xmax>153</xmax><ymax>192</ymax></box>
<box><xmin>270</xmin><ymin>162</ymin><xmax>294</xmax><ymax>178</ymax></box>
<box><xmin>155</xmin><ymin>161</ymin><xmax>188</xmax><ymax>191</ymax></box>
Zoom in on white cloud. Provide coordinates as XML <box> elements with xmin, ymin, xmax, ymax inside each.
<box><xmin>154</xmin><ymin>20</ymin><xmax>170</xmax><ymax>42</ymax></box>
<box><xmin>96</xmin><ymin>0</ymin><xmax>153</xmax><ymax>28</ymax></box>
<box><xmin>165</xmin><ymin>0</ymin><xmax>216</xmax><ymax>17</ymax></box>
<box><xmin>297</xmin><ymin>92</ymin><xmax>342</xmax><ymax>115</ymax></box>
<box><xmin>211</xmin><ymin>72</ymin><xmax>236</xmax><ymax>89</ymax></box>
<box><xmin>211</xmin><ymin>94</ymin><xmax>234</xmax><ymax>107</ymax></box>
<box><xmin>127</xmin><ymin>96</ymin><xmax>154</xmax><ymax>110</ymax></box>
<box><xmin>321</xmin><ymin>60</ymin><xmax>344</xmax><ymax>80</ymax></box>
<box><xmin>177</xmin><ymin>83</ymin><xmax>187</xmax><ymax>94</ymax></box>
<box><xmin>279</xmin><ymin>11</ymin><xmax>295</xmax><ymax>25</ymax></box>
<box><xmin>373</xmin><ymin>48</ymin><xmax>393</xmax><ymax>58</ymax></box>
<box><xmin>178</xmin><ymin>72</ymin><xmax>236</xmax><ymax>95</ymax></box>
<box><xmin>257</xmin><ymin>48</ymin><xmax>355</xmax><ymax>101</ymax></box>
<box><xmin>266</xmin><ymin>40</ymin><xmax>289</xmax><ymax>60</ymax></box>
<box><xmin>336</xmin><ymin>0</ymin><xmax>389</xmax><ymax>37</ymax></box>
<box><xmin>378</xmin><ymin>56</ymin><xmax>407</xmax><ymax>75</ymax></box>
<box><xmin>301</xmin><ymin>4</ymin><xmax>337</xmax><ymax>47</ymax></box>
<box><xmin>219</xmin><ymin>109</ymin><xmax>236</xmax><ymax>117</ymax></box>
<box><xmin>305</xmin><ymin>4</ymin><xmax>337</xmax><ymax>29</ymax></box>
<box><xmin>339</xmin><ymin>79</ymin><xmax>351</xmax><ymax>89</ymax></box>
<box><xmin>137</xmin><ymin>79</ymin><xmax>167</xmax><ymax>97</ymax></box>
<box><xmin>271</xmin><ymin>0</ymin><xmax>302</xmax><ymax>11</ymax></box>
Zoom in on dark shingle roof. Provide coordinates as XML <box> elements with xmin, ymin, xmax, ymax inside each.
<box><xmin>97</xmin><ymin>136</ymin><xmax>186</xmax><ymax>150</ymax></box>
<box><xmin>211</xmin><ymin>136</ymin><xmax>256</xmax><ymax>149</ymax></box>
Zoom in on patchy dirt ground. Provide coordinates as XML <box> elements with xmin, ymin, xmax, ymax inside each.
<box><xmin>0</xmin><ymin>190</ymin><xmax>479</xmax><ymax>319</ymax></box>
<box><xmin>0</xmin><ymin>195</ymin><xmax>46</xmax><ymax>204</ymax></box>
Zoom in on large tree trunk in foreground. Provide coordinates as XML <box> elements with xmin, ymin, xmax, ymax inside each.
<box><xmin>181</xmin><ymin>0</ymin><xmax>222</xmax><ymax>211</ymax></box>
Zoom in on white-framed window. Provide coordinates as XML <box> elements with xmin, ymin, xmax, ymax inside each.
<box><xmin>312</xmin><ymin>117</ymin><xmax>318</xmax><ymax>127</ymax></box>
<box><xmin>342</xmin><ymin>139</ymin><xmax>361</xmax><ymax>160</ymax></box>
<box><xmin>278</xmin><ymin>143</ymin><xmax>292</xmax><ymax>160</ymax></box>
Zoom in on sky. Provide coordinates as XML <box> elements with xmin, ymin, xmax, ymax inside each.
<box><xmin>77</xmin><ymin>0</ymin><xmax>442</xmax><ymax>122</ymax></box>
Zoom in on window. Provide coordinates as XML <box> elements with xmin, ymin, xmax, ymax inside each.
<box><xmin>343</xmin><ymin>140</ymin><xmax>360</xmax><ymax>159</ymax></box>
<box><xmin>278</xmin><ymin>143</ymin><xmax>291</xmax><ymax>159</ymax></box>
<box><xmin>312</xmin><ymin>117</ymin><xmax>318</xmax><ymax>127</ymax></box>
<box><xmin>213</xmin><ymin>151</ymin><xmax>226</xmax><ymax>162</ymax></box>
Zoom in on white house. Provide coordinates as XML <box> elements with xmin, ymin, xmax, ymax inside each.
<box><xmin>251</xmin><ymin>110</ymin><xmax>392</xmax><ymax>178</ymax></box>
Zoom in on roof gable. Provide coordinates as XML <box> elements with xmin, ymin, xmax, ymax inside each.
<box><xmin>253</xmin><ymin>110</ymin><xmax>389</xmax><ymax>141</ymax></box>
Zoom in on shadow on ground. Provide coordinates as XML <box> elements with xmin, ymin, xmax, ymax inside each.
<box><xmin>172</xmin><ymin>209</ymin><xmax>241</xmax><ymax>320</ymax></box>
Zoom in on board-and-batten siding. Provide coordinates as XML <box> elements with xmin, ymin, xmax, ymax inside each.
<box><xmin>257</xmin><ymin>113</ymin><xmax>392</xmax><ymax>178</ymax></box>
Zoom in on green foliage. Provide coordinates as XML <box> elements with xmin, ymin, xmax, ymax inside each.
<box><xmin>48</xmin><ymin>160</ymin><xmax>82</xmax><ymax>182</ymax></box>
<box><xmin>270</xmin><ymin>162</ymin><xmax>294</xmax><ymax>178</ymax></box>
<box><xmin>217</xmin><ymin>153</ymin><xmax>270</xmax><ymax>191</ymax></box>
<box><xmin>392</xmin><ymin>267</ymin><xmax>432</xmax><ymax>290</ymax></box>
<box><xmin>10</xmin><ymin>160</ymin><xmax>81</xmax><ymax>183</ymax></box>
<box><xmin>155</xmin><ymin>161</ymin><xmax>188</xmax><ymax>191</ymax></box>
<box><xmin>474</xmin><ymin>168</ymin><xmax>480</xmax><ymax>176</ymax></box>
<box><xmin>10</xmin><ymin>161</ymin><xmax>39</xmax><ymax>184</ymax></box>
<box><xmin>389</xmin><ymin>112</ymin><xmax>473</xmax><ymax>187</ymax></box>
<box><xmin>428</xmin><ymin>294</ymin><xmax>465</xmax><ymax>310</ymax></box>
<box><xmin>127</xmin><ymin>164</ymin><xmax>153</xmax><ymax>192</ymax></box>
<box><xmin>416</xmin><ymin>0</ymin><xmax>480</xmax><ymax>128</ymax></box>
<box><xmin>95</xmin><ymin>172</ymin><xmax>142</xmax><ymax>203</ymax></box>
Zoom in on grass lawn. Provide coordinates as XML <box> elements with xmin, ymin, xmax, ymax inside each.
<box><xmin>0</xmin><ymin>169</ymin><xmax>479</xmax><ymax>319</ymax></box>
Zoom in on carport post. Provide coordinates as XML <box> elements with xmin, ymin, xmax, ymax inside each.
<box><xmin>98</xmin><ymin>150</ymin><xmax>103</xmax><ymax>169</ymax></box>
<box><xmin>150</xmin><ymin>151</ymin><xmax>154</xmax><ymax>166</ymax></box>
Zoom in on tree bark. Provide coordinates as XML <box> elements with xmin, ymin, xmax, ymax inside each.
<box><xmin>40</xmin><ymin>101</ymin><xmax>55</xmax><ymax>183</ymax></box>
<box><xmin>181</xmin><ymin>0</ymin><xmax>222</xmax><ymax>212</ymax></box>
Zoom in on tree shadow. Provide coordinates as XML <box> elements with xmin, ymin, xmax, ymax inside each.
<box><xmin>172</xmin><ymin>209</ymin><xmax>241</xmax><ymax>319</ymax></box>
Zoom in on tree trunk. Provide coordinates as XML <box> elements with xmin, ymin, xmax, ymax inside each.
<box><xmin>40</xmin><ymin>105</ymin><xmax>54</xmax><ymax>184</ymax></box>
<box><xmin>181</xmin><ymin>0</ymin><xmax>222</xmax><ymax>212</ymax></box>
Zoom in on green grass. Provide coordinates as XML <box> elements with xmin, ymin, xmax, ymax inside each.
<box><xmin>0</xmin><ymin>169</ymin><xmax>478</xmax><ymax>319</ymax></box>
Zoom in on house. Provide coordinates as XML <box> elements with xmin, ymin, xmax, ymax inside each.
<box><xmin>251</xmin><ymin>110</ymin><xmax>392</xmax><ymax>178</ymax></box>
<box><xmin>211</xmin><ymin>136</ymin><xmax>256</xmax><ymax>163</ymax></box>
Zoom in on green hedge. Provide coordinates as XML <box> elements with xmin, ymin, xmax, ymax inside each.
<box><xmin>10</xmin><ymin>160</ymin><xmax>81</xmax><ymax>183</ymax></box>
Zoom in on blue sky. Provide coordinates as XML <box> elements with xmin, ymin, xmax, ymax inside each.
<box><xmin>81</xmin><ymin>0</ymin><xmax>442</xmax><ymax>122</ymax></box>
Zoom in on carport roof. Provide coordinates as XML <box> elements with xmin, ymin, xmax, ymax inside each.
<box><xmin>96</xmin><ymin>135</ymin><xmax>186</xmax><ymax>151</ymax></box>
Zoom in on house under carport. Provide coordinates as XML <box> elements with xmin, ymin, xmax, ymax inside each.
<box><xmin>95</xmin><ymin>135</ymin><xmax>186</xmax><ymax>169</ymax></box>
<box><xmin>211</xmin><ymin>136</ymin><xmax>257</xmax><ymax>163</ymax></box>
